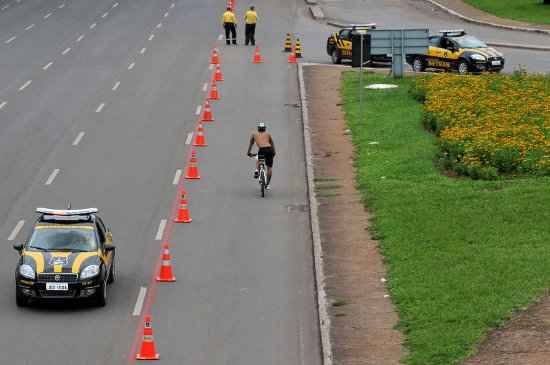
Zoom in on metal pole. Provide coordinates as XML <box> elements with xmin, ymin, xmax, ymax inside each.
<box><xmin>359</xmin><ymin>33</ymin><xmax>364</xmax><ymax>125</ymax></box>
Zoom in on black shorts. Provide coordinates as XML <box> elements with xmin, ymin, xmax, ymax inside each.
<box><xmin>258</xmin><ymin>147</ymin><xmax>275</xmax><ymax>168</ymax></box>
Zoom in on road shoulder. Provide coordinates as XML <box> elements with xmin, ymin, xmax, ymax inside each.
<box><xmin>301</xmin><ymin>64</ymin><xmax>405</xmax><ymax>365</ymax></box>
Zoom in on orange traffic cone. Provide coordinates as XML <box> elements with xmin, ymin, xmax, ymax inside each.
<box><xmin>201</xmin><ymin>100</ymin><xmax>213</xmax><ymax>122</ymax></box>
<box><xmin>156</xmin><ymin>243</ymin><xmax>176</xmax><ymax>282</ymax></box>
<box><xmin>214</xmin><ymin>64</ymin><xmax>224</xmax><ymax>82</ymax></box>
<box><xmin>288</xmin><ymin>50</ymin><xmax>297</xmax><ymax>64</ymax></box>
<box><xmin>193</xmin><ymin>123</ymin><xmax>207</xmax><ymax>147</ymax></box>
<box><xmin>185</xmin><ymin>149</ymin><xmax>201</xmax><ymax>179</ymax></box>
<box><xmin>253</xmin><ymin>46</ymin><xmax>263</xmax><ymax>64</ymax></box>
<box><xmin>210</xmin><ymin>49</ymin><xmax>220</xmax><ymax>65</ymax></box>
<box><xmin>136</xmin><ymin>315</ymin><xmax>160</xmax><ymax>360</ymax></box>
<box><xmin>174</xmin><ymin>191</ymin><xmax>192</xmax><ymax>223</ymax></box>
<box><xmin>208</xmin><ymin>80</ymin><xmax>220</xmax><ymax>101</ymax></box>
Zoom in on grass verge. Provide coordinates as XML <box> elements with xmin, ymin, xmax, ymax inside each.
<box><xmin>342</xmin><ymin>71</ymin><xmax>550</xmax><ymax>365</ymax></box>
<box><xmin>463</xmin><ymin>0</ymin><xmax>550</xmax><ymax>25</ymax></box>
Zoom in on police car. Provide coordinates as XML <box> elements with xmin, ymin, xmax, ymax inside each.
<box><xmin>326</xmin><ymin>23</ymin><xmax>390</xmax><ymax>64</ymax></box>
<box><xmin>13</xmin><ymin>208</ymin><xmax>115</xmax><ymax>307</ymax></box>
<box><xmin>406</xmin><ymin>29</ymin><xmax>505</xmax><ymax>74</ymax></box>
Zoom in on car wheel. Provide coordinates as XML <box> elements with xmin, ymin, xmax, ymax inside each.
<box><xmin>412</xmin><ymin>57</ymin><xmax>425</xmax><ymax>72</ymax></box>
<box><xmin>107</xmin><ymin>255</ymin><xmax>116</xmax><ymax>284</ymax></box>
<box><xmin>331</xmin><ymin>49</ymin><xmax>342</xmax><ymax>64</ymax></box>
<box><xmin>94</xmin><ymin>278</ymin><xmax>107</xmax><ymax>307</ymax></box>
<box><xmin>16</xmin><ymin>288</ymin><xmax>28</xmax><ymax>307</ymax></box>
<box><xmin>458</xmin><ymin>60</ymin><xmax>469</xmax><ymax>75</ymax></box>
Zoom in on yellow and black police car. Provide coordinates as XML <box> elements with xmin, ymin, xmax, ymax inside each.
<box><xmin>13</xmin><ymin>207</ymin><xmax>115</xmax><ymax>307</ymax></box>
<box><xmin>326</xmin><ymin>23</ymin><xmax>391</xmax><ymax>64</ymax></box>
<box><xmin>406</xmin><ymin>29</ymin><xmax>505</xmax><ymax>74</ymax></box>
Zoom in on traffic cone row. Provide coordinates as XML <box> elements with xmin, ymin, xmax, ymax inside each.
<box><xmin>156</xmin><ymin>243</ymin><xmax>176</xmax><ymax>282</ymax></box>
<box><xmin>253</xmin><ymin>46</ymin><xmax>263</xmax><ymax>64</ymax></box>
<box><xmin>193</xmin><ymin>123</ymin><xmax>208</xmax><ymax>147</ymax></box>
<box><xmin>214</xmin><ymin>64</ymin><xmax>224</xmax><ymax>82</ymax></box>
<box><xmin>208</xmin><ymin>79</ymin><xmax>220</xmax><ymax>100</ymax></box>
<box><xmin>136</xmin><ymin>315</ymin><xmax>160</xmax><ymax>360</ymax></box>
<box><xmin>283</xmin><ymin>33</ymin><xmax>292</xmax><ymax>52</ymax></box>
<box><xmin>174</xmin><ymin>191</ymin><xmax>192</xmax><ymax>223</ymax></box>
<box><xmin>282</xmin><ymin>34</ymin><xmax>303</xmax><ymax>61</ymax></box>
<box><xmin>185</xmin><ymin>149</ymin><xmax>201</xmax><ymax>179</ymax></box>
<box><xmin>201</xmin><ymin>100</ymin><xmax>213</xmax><ymax>122</ymax></box>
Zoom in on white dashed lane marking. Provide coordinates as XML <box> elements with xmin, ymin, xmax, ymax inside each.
<box><xmin>148</xmin><ymin>34</ymin><xmax>155</xmax><ymax>41</ymax></box>
<box><xmin>132</xmin><ymin>287</ymin><xmax>147</xmax><ymax>316</ymax></box>
<box><xmin>173</xmin><ymin>169</ymin><xmax>182</xmax><ymax>185</ymax></box>
<box><xmin>164</xmin><ymin>12</ymin><xmax>169</xmax><ymax>17</ymax></box>
<box><xmin>195</xmin><ymin>105</ymin><xmax>201</xmax><ymax>115</ymax></box>
<box><xmin>96</xmin><ymin>103</ymin><xmax>105</xmax><ymax>113</ymax></box>
<box><xmin>128</xmin><ymin>62</ymin><xmax>135</xmax><ymax>70</ymax></box>
<box><xmin>218</xmin><ymin>34</ymin><xmax>223</xmax><ymax>41</ymax></box>
<box><xmin>90</xmin><ymin>22</ymin><xmax>97</xmax><ymax>30</ymax></box>
<box><xmin>140</xmin><ymin>47</ymin><xmax>146</xmax><ymax>54</ymax></box>
<box><xmin>45</xmin><ymin>169</ymin><xmax>60</xmax><ymax>185</ymax></box>
<box><xmin>25</xmin><ymin>24</ymin><xmax>35</xmax><ymax>31</ymax></box>
<box><xmin>5</xmin><ymin>36</ymin><xmax>16</xmax><ymax>44</ymax></box>
<box><xmin>185</xmin><ymin>132</ymin><xmax>193</xmax><ymax>145</ymax></box>
<box><xmin>58</xmin><ymin>3</ymin><xmax>65</xmax><ymax>8</ymax></box>
<box><xmin>1</xmin><ymin>4</ymin><xmax>9</xmax><ymax>11</ymax></box>
<box><xmin>7</xmin><ymin>220</ymin><xmax>25</xmax><ymax>241</ymax></box>
<box><xmin>202</xmin><ymin>83</ymin><xmax>208</xmax><ymax>92</ymax></box>
<box><xmin>155</xmin><ymin>219</ymin><xmax>167</xmax><ymax>241</ymax></box>
<box><xmin>72</xmin><ymin>131</ymin><xmax>85</xmax><ymax>146</ymax></box>
<box><xmin>209</xmin><ymin>64</ymin><xmax>214</xmax><ymax>70</ymax></box>
<box><xmin>112</xmin><ymin>2</ymin><xmax>119</xmax><ymax>8</ymax></box>
<box><xmin>170</xmin><ymin>3</ymin><xmax>175</xmax><ymax>9</ymax></box>
<box><xmin>62</xmin><ymin>47</ymin><xmax>71</xmax><ymax>55</ymax></box>
<box><xmin>43</xmin><ymin>62</ymin><xmax>53</xmax><ymax>70</ymax></box>
<box><xmin>76</xmin><ymin>34</ymin><xmax>84</xmax><ymax>42</ymax></box>
<box><xmin>112</xmin><ymin>81</ymin><xmax>120</xmax><ymax>91</ymax></box>
<box><xmin>156</xmin><ymin>22</ymin><xmax>162</xmax><ymax>29</ymax></box>
<box><xmin>0</xmin><ymin>101</ymin><xmax>7</xmax><ymax>110</ymax></box>
<box><xmin>102</xmin><ymin>12</ymin><xmax>108</xmax><ymax>18</ymax></box>
<box><xmin>19</xmin><ymin>80</ymin><xmax>32</xmax><ymax>92</ymax></box>
<box><xmin>44</xmin><ymin>12</ymin><xmax>52</xmax><ymax>19</ymax></box>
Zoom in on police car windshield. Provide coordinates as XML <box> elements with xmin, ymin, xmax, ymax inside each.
<box><xmin>453</xmin><ymin>35</ymin><xmax>487</xmax><ymax>48</ymax></box>
<box><xmin>28</xmin><ymin>226</ymin><xmax>97</xmax><ymax>251</ymax></box>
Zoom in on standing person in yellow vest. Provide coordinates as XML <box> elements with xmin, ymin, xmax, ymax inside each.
<box><xmin>244</xmin><ymin>5</ymin><xmax>258</xmax><ymax>46</ymax></box>
<box><xmin>222</xmin><ymin>7</ymin><xmax>237</xmax><ymax>45</ymax></box>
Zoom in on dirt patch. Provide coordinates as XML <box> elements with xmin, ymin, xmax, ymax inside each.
<box><xmin>303</xmin><ymin>65</ymin><xmax>405</xmax><ymax>365</ymax></box>
<box><xmin>463</xmin><ymin>294</ymin><xmax>550</xmax><ymax>365</ymax></box>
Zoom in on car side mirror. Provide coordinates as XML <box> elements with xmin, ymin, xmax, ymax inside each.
<box><xmin>12</xmin><ymin>243</ymin><xmax>23</xmax><ymax>252</ymax></box>
<box><xmin>105</xmin><ymin>245</ymin><xmax>115</xmax><ymax>252</ymax></box>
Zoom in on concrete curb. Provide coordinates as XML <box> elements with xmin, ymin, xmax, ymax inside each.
<box><xmin>423</xmin><ymin>0</ymin><xmax>550</xmax><ymax>36</ymax></box>
<box><xmin>297</xmin><ymin>63</ymin><xmax>334</xmax><ymax>365</ymax></box>
<box><xmin>326</xmin><ymin>21</ymin><xmax>550</xmax><ymax>51</ymax></box>
<box><xmin>309</xmin><ymin>5</ymin><xmax>325</xmax><ymax>20</ymax></box>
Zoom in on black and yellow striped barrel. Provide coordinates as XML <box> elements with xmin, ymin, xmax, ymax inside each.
<box><xmin>283</xmin><ymin>33</ymin><xmax>292</xmax><ymax>52</ymax></box>
<box><xmin>295</xmin><ymin>38</ymin><xmax>302</xmax><ymax>58</ymax></box>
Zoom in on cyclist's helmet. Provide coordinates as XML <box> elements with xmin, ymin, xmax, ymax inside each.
<box><xmin>257</xmin><ymin>122</ymin><xmax>266</xmax><ymax>132</ymax></box>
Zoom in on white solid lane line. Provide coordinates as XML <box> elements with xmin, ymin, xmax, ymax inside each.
<box><xmin>202</xmin><ymin>83</ymin><xmax>208</xmax><ymax>92</ymax></box>
<box><xmin>7</xmin><ymin>220</ymin><xmax>25</xmax><ymax>241</ymax></box>
<box><xmin>140</xmin><ymin>47</ymin><xmax>146</xmax><ymax>54</ymax></box>
<box><xmin>25</xmin><ymin>24</ymin><xmax>35</xmax><ymax>31</ymax></box>
<box><xmin>90</xmin><ymin>22</ymin><xmax>97</xmax><ymax>29</ymax></box>
<box><xmin>76</xmin><ymin>34</ymin><xmax>84</xmax><ymax>42</ymax></box>
<box><xmin>5</xmin><ymin>36</ymin><xmax>16</xmax><ymax>44</ymax></box>
<box><xmin>173</xmin><ymin>169</ymin><xmax>182</xmax><ymax>185</ymax></box>
<box><xmin>43</xmin><ymin>61</ymin><xmax>53</xmax><ymax>70</ymax></box>
<box><xmin>156</xmin><ymin>22</ymin><xmax>162</xmax><ymax>29</ymax></box>
<box><xmin>112</xmin><ymin>81</ymin><xmax>120</xmax><ymax>91</ymax></box>
<box><xmin>155</xmin><ymin>219</ymin><xmax>167</xmax><ymax>241</ymax></box>
<box><xmin>128</xmin><ymin>62</ymin><xmax>135</xmax><ymax>70</ymax></box>
<box><xmin>45</xmin><ymin>169</ymin><xmax>60</xmax><ymax>185</ymax></box>
<box><xmin>72</xmin><ymin>131</ymin><xmax>85</xmax><ymax>146</ymax></box>
<box><xmin>195</xmin><ymin>105</ymin><xmax>202</xmax><ymax>115</ymax></box>
<box><xmin>132</xmin><ymin>287</ymin><xmax>147</xmax><ymax>316</ymax></box>
<box><xmin>185</xmin><ymin>132</ymin><xmax>194</xmax><ymax>145</ymax></box>
<box><xmin>19</xmin><ymin>80</ymin><xmax>32</xmax><ymax>92</ymax></box>
<box><xmin>44</xmin><ymin>12</ymin><xmax>52</xmax><ymax>19</ymax></box>
<box><xmin>0</xmin><ymin>101</ymin><xmax>7</xmax><ymax>110</ymax></box>
<box><xmin>96</xmin><ymin>103</ymin><xmax>105</xmax><ymax>113</ymax></box>
<box><xmin>148</xmin><ymin>34</ymin><xmax>155</xmax><ymax>41</ymax></box>
<box><xmin>112</xmin><ymin>2</ymin><xmax>119</xmax><ymax>8</ymax></box>
<box><xmin>62</xmin><ymin>47</ymin><xmax>71</xmax><ymax>55</ymax></box>
<box><xmin>102</xmin><ymin>11</ymin><xmax>108</xmax><ymax>18</ymax></box>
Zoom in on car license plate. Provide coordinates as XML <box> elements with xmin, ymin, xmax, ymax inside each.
<box><xmin>491</xmin><ymin>60</ymin><xmax>501</xmax><ymax>66</ymax></box>
<box><xmin>46</xmin><ymin>282</ymin><xmax>68</xmax><ymax>291</ymax></box>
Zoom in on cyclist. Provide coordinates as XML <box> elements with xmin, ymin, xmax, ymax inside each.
<box><xmin>247</xmin><ymin>122</ymin><xmax>276</xmax><ymax>189</ymax></box>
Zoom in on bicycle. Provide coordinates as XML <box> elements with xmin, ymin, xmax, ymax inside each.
<box><xmin>249</xmin><ymin>153</ymin><xmax>267</xmax><ymax>197</ymax></box>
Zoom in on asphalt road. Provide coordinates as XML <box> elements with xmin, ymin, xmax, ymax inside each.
<box><xmin>0</xmin><ymin>0</ymin><xmax>321</xmax><ymax>363</ymax></box>
<box><xmin>298</xmin><ymin>0</ymin><xmax>550</xmax><ymax>73</ymax></box>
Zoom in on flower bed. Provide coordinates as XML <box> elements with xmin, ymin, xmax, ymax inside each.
<box><xmin>412</xmin><ymin>72</ymin><xmax>550</xmax><ymax>179</ymax></box>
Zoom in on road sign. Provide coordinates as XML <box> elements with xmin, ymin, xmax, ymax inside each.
<box><xmin>368</xmin><ymin>29</ymin><xmax>429</xmax><ymax>77</ymax></box>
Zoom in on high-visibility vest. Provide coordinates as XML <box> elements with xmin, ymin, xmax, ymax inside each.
<box><xmin>222</xmin><ymin>11</ymin><xmax>236</xmax><ymax>24</ymax></box>
<box><xmin>244</xmin><ymin>10</ymin><xmax>258</xmax><ymax>24</ymax></box>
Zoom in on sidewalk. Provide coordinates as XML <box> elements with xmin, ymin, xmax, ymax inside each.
<box><xmin>433</xmin><ymin>0</ymin><xmax>550</xmax><ymax>31</ymax></box>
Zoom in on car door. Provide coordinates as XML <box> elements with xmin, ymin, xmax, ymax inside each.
<box><xmin>95</xmin><ymin>218</ymin><xmax>111</xmax><ymax>269</ymax></box>
<box><xmin>338</xmin><ymin>30</ymin><xmax>352</xmax><ymax>58</ymax></box>
<box><xmin>427</xmin><ymin>36</ymin><xmax>454</xmax><ymax>70</ymax></box>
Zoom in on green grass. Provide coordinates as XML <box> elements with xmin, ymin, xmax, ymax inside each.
<box><xmin>341</xmin><ymin>72</ymin><xmax>550</xmax><ymax>365</ymax></box>
<box><xmin>464</xmin><ymin>0</ymin><xmax>550</xmax><ymax>24</ymax></box>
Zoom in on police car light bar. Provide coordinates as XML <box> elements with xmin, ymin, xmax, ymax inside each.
<box><xmin>439</xmin><ymin>29</ymin><xmax>465</xmax><ymax>35</ymax></box>
<box><xmin>36</xmin><ymin>207</ymin><xmax>98</xmax><ymax>216</ymax></box>
<box><xmin>351</xmin><ymin>23</ymin><xmax>377</xmax><ymax>28</ymax></box>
